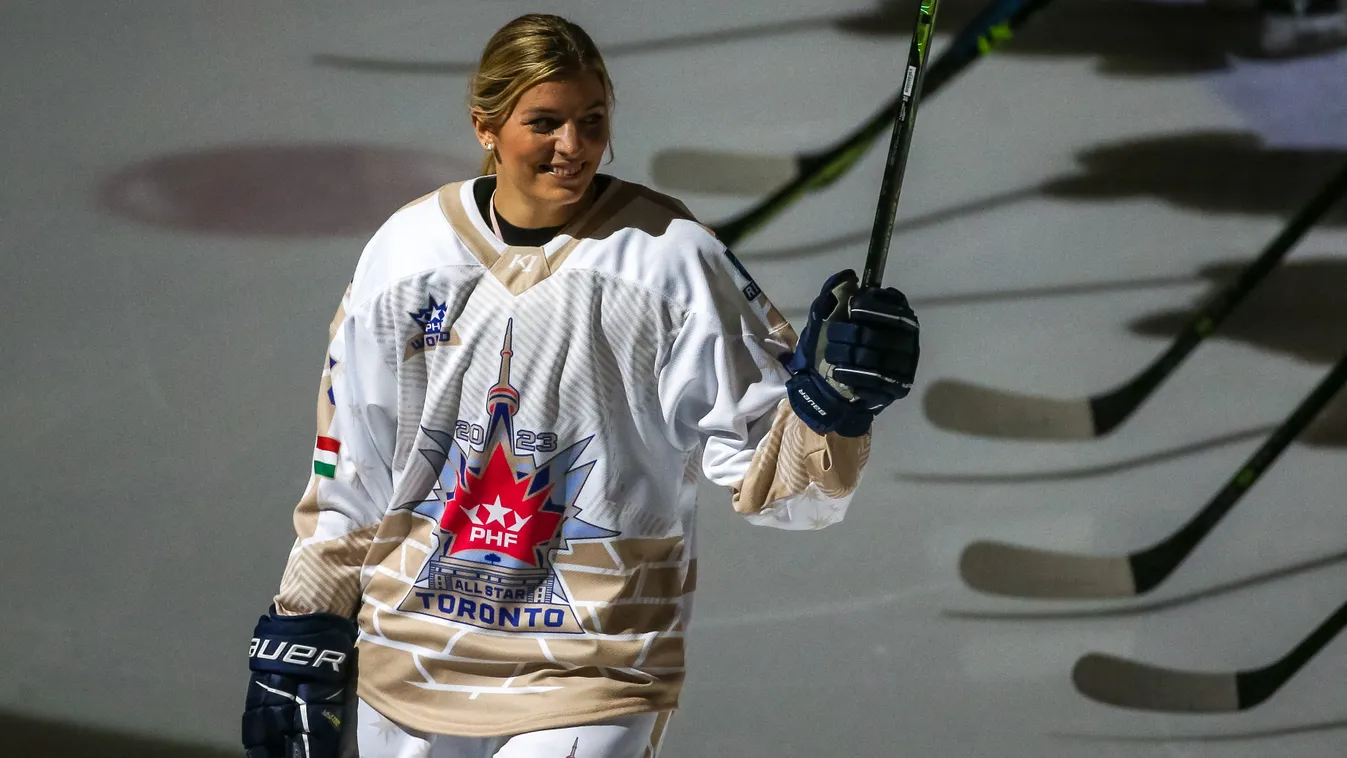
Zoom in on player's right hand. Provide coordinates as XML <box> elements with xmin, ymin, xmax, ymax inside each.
<box><xmin>243</xmin><ymin>607</ymin><xmax>357</xmax><ymax>758</ymax></box>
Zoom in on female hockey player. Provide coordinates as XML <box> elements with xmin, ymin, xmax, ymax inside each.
<box><xmin>243</xmin><ymin>14</ymin><xmax>919</xmax><ymax>758</ymax></box>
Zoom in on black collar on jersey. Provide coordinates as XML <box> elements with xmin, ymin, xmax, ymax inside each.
<box><xmin>472</xmin><ymin>174</ymin><xmax>613</xmax><ymax>247</ymax></box>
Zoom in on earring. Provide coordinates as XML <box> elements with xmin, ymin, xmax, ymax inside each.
<box><xmin>485</xmin><ymin>142</ymin><xmax>493</xmax><ymax>151</ymax></box>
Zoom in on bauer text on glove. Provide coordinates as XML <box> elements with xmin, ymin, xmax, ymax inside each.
<box><xmin>243</xmin><ymin>607</ymin><xmax>357</xmax><ymax>758</ymax></box>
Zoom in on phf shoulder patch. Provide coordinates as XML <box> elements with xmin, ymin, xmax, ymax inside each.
<box><xmin>406</xmin><ymin>294</ymin><xmax>462</xmax><ymax>360</ymax></box>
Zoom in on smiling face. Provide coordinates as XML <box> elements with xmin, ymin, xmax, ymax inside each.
<box><xmin>474</xmin><ymin>73</ymin><xmax>610</xmax><ymax>228</ymax></box>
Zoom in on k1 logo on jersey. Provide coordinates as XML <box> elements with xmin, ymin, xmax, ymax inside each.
<box><xmin>406</xmin><ymin>294</ymin><xmax>462</xmax><ymax>360</ymax></box>
<box><xmin>509</xmin><ymin>253</ymin><xmax>538</xmax><ymax>273</ymax></box>
<box><xmin>397</xmin><ymin>319</ymin><xmax>617</xmax><ymax>633</ymax></box>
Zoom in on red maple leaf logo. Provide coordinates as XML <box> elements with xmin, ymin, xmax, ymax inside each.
<box><xmin>439</xmin><ymin>444</ymin><xmax>560</xmax><ymax>566</ymax></box>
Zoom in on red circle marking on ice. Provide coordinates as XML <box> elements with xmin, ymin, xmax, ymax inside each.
<box><xmin>100</xmin><ymin>144</ymin><xmax>474</xmax><ymax>236</ymax></box>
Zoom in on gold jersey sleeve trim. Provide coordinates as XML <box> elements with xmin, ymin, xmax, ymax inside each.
<box><xmin>295</xmin><ymin>291</ymin><xmax>351</xmax><ymax>540</ymax></box>
<box><xmin>275</xmin><ymin>525</ymin><xmax>379</xmax><ymax>617</ymax></box>
<box><xmin>730</xmin><ymin>399</ymin><xmax>870</xmax><ymax>515</ymax></box>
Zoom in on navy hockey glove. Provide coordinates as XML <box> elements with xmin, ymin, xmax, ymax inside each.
<box><xmin>783</xmin><ymin>269</ymin><xmax>920</xmax><ymax>437</ymax></box>
<box><xmin>243</xmin><ymin>607</ymin><xmax>357</xmax><ymax>758</ymax></box>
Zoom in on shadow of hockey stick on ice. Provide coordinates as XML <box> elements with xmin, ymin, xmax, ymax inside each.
<box><xmin>941</xmin><ymin>545</ymin><xmax>1347</xmax><ymax>621</ymax></box>
<box><xmin>312</xmin><ymin>17</ymin><xmax>835</xmax><ymax>75</ymax></box>
<box><xmin>733</xmin><ymin>185</ymin><xmax>1041</xmax><ymax>262</ymax></box>
<box><xmin>311</xmin><ymin>7</ymin><xmax>916</xmax><ymax>76</ymax></box>
<box><xmin>1050</xmin><ymin>715</ymin><xmax>1347</xmax><ymax>743</ymax></box>
<box><xmin>774</xmin><ymin>271</ymin><xmax>1207</xmax><ymax>328</ymax></box>
<box><xmin>898</xmin><ymin>424</ymin><xmax>1274</xmax><ymax>485</ymax></box>
<box><xmin>313</xmin><ymin>1</ymin><xmax>1017</xmax><ymax>77</ymax></box>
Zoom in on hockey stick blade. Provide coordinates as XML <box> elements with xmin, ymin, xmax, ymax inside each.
<box><xmin>1073</xmin><ymin>598</ymin><xmax>1347</xmax><ymax>712</ymax></box>
<box><xmin>924</xmin><ymin>160</ymin><xmax>1347</xmax><ymax>440</ymax></box>
<box><xmin>959</xmin><ymin>541</ymin><xmax>1135</xmax><ymax>598</ymax></box>
<box><xmin>1072</xmin><ymin>653</ymin><xmax>1240</xmax><ymax>713</ymax></box>
<box><xmin>958</xmin><ymin>349</ymin><xmax>1347</xmax><ymax>599</ymax></box>
<box><xmin>709</xmin><ymin>0</ymin><xmax>1056</xmax><ymax>245</ymax></box>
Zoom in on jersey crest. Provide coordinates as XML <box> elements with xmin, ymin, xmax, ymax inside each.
<box><xmin>398</xmin><ymin>319</ymin><xmax>617</xmax><ymax>633</ymax></box>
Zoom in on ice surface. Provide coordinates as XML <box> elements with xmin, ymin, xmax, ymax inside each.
<box><xmin>2</xmin><ymin>1</ymin><xmax>1345</xmax><ymax>755</ymax></box>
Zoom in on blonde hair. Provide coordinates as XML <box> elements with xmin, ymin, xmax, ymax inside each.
<box><xmin>470</xmin><ymin>14</ymin><xmax>615</xmax><ymax>175</ymax></box>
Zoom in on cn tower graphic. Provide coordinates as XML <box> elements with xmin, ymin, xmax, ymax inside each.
<box><xmin>486</xmin><ymin>319</ymin><xmax>521</xmax><ymax>418</ymax></box>
<box><xmin>565</xmin><ymin>737</ymin><xmax>579</xmax><ymax>757</ymax></box>
<box><xmin>399</xmin><ymin>318</ymin><xmax>620</xmax><ymax>632</ymax></box>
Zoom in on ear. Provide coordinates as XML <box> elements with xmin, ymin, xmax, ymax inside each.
<box><xmin>471</xmin><ymin>112</ymin><xmax>497</xmax><ymax>151</ymax></box>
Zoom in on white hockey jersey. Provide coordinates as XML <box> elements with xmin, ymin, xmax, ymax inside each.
<box><xmin>275</xmin><ymin>177</ymin><xmax>871</xmax><ymax>738</ymax></box>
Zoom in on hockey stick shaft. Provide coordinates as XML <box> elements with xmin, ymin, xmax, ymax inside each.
<box><xmin>1128</xmin><ymin>348</ymin><xmax>1347</xmax><ymax>593</ymax></box>
<box><xmin>861</xmin><ymin>0</ymin><xmax>942</xmax><ymax>287</ymax></box>
<box><xmin>1246</xmin><ymin>597</ymin><xmax>1347</xmax><ymax>706</ymax></box>
<box><xmin>711</xmin><ymin>0</ymin><xmax>1056</xmax><ymax>246</ymax></box>
<box><xmin>1090</xmin><ymin>161</ymin><xmax>1347</xmax><ymax>435</ymax></box>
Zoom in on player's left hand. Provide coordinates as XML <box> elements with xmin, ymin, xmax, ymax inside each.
<box><xmin>783</xmin><ymin>269</ymin><xmax>919</xmax><ymax>437</ymax></box>
<box><xmin>243</xmin><ymin>608</ymin><xmax>357</xmax><ymax>758</ymax></box>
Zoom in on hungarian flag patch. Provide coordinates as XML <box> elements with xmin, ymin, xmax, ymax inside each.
<box><xmin>314</xmin><ymin>435</ymin><xmax>341</xmax><ymax>478</ymax></box>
